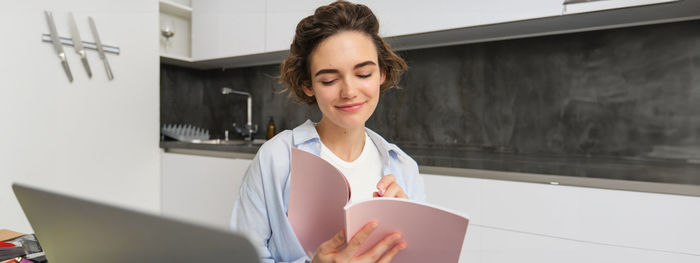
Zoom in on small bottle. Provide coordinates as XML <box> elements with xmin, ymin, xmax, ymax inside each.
<box><xmin>266</xmin><ymin>116</ymin><xmax>276</xmax><ymax>140</ymax></box>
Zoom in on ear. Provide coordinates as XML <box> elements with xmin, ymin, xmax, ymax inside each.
<box><xmin>302</xmin><ymin>84</ymin><xmax>314</xmax><ymax>97</ymax></box>
<box><xmin>380</xmin><ymin>69</ymin><xmax>387</xmax><ymax>85</ymax></box>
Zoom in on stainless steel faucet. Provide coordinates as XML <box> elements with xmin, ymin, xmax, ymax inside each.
<box><xmin>221</xmin><ymin>87</ymin><xmax>257</xmax><ymax>141</ymax></box>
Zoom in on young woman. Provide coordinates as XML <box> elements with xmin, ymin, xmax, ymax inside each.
<box><xmin>230</xmin><ymin>1</ymin><xmax>425</xmax><ymax>262</ymax></box>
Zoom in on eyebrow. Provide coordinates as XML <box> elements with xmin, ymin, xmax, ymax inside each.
<box><xmin>313</xmin><ymin>61</ymin><xmax>377</xmax><ymax>77</ymax></box>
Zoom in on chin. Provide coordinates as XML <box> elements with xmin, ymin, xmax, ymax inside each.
<box><xmin>338</xmin><ymin>120</ymin><xmax>366</xmax><ymax>130</ymax></box>
<box><xmin>334</xmin><ymin>115</ymin><xmax>369</xmax><ymax>130</ymax></box>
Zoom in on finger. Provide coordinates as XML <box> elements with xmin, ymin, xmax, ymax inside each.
<box><xmin>382</xmin><ymin>182</ymin><xmax>407</xmax><ymax>199</ymax></box>
<box><xmin>338</xmin><ymin>221</ymin><xmax>378</xmax><ymax>259</ymax></box>
<box><xmin>377</xmin><ymin>175</ymin><xmax>396</xmax><ymax>196</ymax></box>
<box><xmin>318</xmin><ymin>229</ymin><xmax>346</xmax><ymax>253</ymax></box>
<box><xmin>376</xmin><ymin>241</ymin><xmax>407</xmax><ymax>263</ymax></box>
<box><xmin>356</xmin><ymin>232</ymin><xmax>402</xmax><ymax>262</ymax></box>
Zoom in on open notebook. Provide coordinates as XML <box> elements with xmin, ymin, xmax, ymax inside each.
<box><xmin>288</xmin><ymin>148</ymin><xmax>469</xmax><ymax>263</ymax></box>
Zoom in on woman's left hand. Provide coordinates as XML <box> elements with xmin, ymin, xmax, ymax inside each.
<box><xmin>374</xmin><ymin>174</ymin><xmax>408</xmax><ymax>199</ymax></box>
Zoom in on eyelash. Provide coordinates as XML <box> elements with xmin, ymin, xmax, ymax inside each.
<box><xmin>320</xmin><ymin>74</ymin><xmax>372</xmax><ymax>86</ymax></box>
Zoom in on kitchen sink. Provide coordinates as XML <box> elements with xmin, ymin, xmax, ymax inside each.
<box><xmin>191</xmin><ymin>139</ymin><xmax>266</xmax><ymax>146</ymax></box>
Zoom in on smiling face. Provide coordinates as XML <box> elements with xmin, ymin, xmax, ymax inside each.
<box><xmin>304</xmin><ymin>30</ymin><xmax>386</xmax><ymax>131</ymax></box>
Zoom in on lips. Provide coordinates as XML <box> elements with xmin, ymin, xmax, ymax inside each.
<box><xmin>335</xmin><ymin>102</ymin><xmax>365</xmax><ymax>113</ymax></box>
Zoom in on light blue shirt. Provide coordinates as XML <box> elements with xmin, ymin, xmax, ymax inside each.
<box><xmin>230</xmin><ymin>120</ymin><xmax>426</xmax><ymax>263</ymax></box>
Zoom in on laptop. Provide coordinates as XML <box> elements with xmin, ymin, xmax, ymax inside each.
<box><xmin>12</xmin><ymin>183</ymin><xmax>259</xmax><ymax>263</ymax></box>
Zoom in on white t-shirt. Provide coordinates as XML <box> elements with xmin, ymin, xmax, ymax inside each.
<box><xmin>319</xmin><ymin>133</ymin><xmax>383</xmax><ymax>204</ymax></box>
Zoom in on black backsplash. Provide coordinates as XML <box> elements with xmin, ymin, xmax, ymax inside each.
<box><xmin>161</xmin><ymin>64</ymin><xmax>321</xmax><ymax>140</ymax></box>
<box><xmin>161</xmin><ymin>19</ymin><xmax>700</xmax><ymax>183</ymax></box>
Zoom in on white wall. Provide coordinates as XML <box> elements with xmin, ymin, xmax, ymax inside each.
<box><xmin>0</xmin><ymin>0</ymin><xmax>160</xmax><ymax>233</ymax></box>
<box><xmin>423</xmin><ymin>173</ymin><xmax>700</xmax><ymax>263</ymax></box>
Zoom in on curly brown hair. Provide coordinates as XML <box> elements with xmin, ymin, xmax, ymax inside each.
<box><xmin>279</xmin><ymin>0</ymin><xmax>408</xmax><ymax>105</ymax></box>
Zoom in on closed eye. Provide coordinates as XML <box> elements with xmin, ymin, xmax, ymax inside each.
<box><xmin>358</xmin><ymin>74</ymin><xmax>372</xmax><ymax>79</ymax></box>
<box><xmin>321</xmin><ymin>79</ymin><xmax>336</xmax><ymax>85</ymax></box>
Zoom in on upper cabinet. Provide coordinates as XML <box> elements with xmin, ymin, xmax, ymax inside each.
<box><xmin>562</xmin><ymin>0</ymin><xmax>678</xmax><ymax>14</ymax></box>
<box><xmin>184</xmin><ymin>0</ymin><xmax>564</xmax><ymax>64</ymax></box>
<box><xmin>265</xmin><ymin>0</ymin><xmax>329</xmax><ymax>53</ymax></box>
<box><xmin>264</xmin><ymin>0</ymin><xmax>564</xmax><ymax>52</ymax></box>
<box><xmin>163</xmin><ymin>0</ymin><xmax>697</xmax><ymax>69</ymax></box>
<box><xmin>357</xmin><ymin>0</ymin><xmax>563</xmax><ymax>38</ymax></box>
<box><xmin>191</xmin><ymin>0</ymin><xmax>266</xmax><ymax>60</ymax></box>
<box><xmin>159</xmin><ymin>0</ymin><xmax>192</xmax><ymax>60</ymax></box>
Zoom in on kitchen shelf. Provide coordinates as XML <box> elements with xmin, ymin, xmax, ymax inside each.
<box><xmin>161</xmin><ymin>54</ymin><xmax>193</xmax><ymax>62</ymax></box>
<box><xmin>161</xmin><ymin>50</ymin><xmax>289</xmax><ymax>70</ymax></box>
<box><xmin>159</xmin><ymin>0</ymin><xmax>192</xmax><ymax>19</ymax></box>
<box><xmin>159</xmin><ymin>0</ymin><xmax>192</xmax><ymax>60</ymax></box>
<box><xmin>160</xmin><ymin>54</ymin><xmax>194</xmax><ymax>68</ymax></box>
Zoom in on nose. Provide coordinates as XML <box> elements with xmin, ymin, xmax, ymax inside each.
<box><xmin>340</xmin><ymin>77</ymin><xmax>358</xmax><ymax>99</ymax></box>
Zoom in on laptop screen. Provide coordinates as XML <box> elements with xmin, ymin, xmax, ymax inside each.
<box><xmin>13</xmin><ymin>183</ymin><xmax>259</xmax><ymax>263</ymax></box>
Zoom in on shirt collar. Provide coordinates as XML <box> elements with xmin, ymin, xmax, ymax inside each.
<box><xmin>291</xmin><ymin>119</ymin><xmax>404</xmax><ymax>162</ymax></box>
<box><xmin>292</xmin><ymin>119</ymin><xmax>321</xmax><ymax>147</ymax></box>
<box><xmin>364</xmin><ymin>128</ymin><xmax>403</xmax><ymax>161</ymax></box>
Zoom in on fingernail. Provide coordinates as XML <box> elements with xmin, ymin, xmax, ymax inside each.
<box><xmin>370</xmin><ymin>221</ymin><xmax>378</xmax><ymax>229</ymax></box>
<box><xmin>378</xmin><ymin>188</ymin><xmax>385</xmax><ymax>196</ymax></box>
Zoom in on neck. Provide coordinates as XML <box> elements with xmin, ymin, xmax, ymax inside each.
<box><xmin>315</xmin><ymin>119</ymin><xmax>366</xmax><ymax>162</ymax></box>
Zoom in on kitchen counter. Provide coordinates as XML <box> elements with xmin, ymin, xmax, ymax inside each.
<box><xmin>160</xmin><ymin>141</ymin><xmax>258</xmax><ymax>159</ymax></box>
<box><xmin>160</xmin><ymin>141</ymin><xmax>700</xmax><ymax>197</ymax></box>
<box><xmin>161</xmin><ymin>140</ymin><xmax>260</xmax><ymax>154</ymax></box>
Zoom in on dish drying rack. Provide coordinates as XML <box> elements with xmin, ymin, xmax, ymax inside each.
<box><xmin>161</xmin><ymin>124</ymin><xmax>210</xmax><ymax>142</ymax></box>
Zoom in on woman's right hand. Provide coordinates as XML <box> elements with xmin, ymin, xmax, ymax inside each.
<box><xmin>311</xmin><ymin>221</ymin><xmax>406</xmax><ymax>263</ymax></box>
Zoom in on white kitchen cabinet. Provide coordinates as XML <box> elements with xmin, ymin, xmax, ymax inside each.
<box><xmin>191</xmin><ymin>0</ymin><xmax>266</xmax><ymax>60</ymax></box>
<box><xmin>563</xmin><ymin>0</ymin><xmax>678</xmax><ymax>14</ymax></box>
<box><xmin>423</xmin><ymin>173</ymin><xmax>700</xmax><ymax>263</ymax></box>
<box><xmin>356</xmin><ymin>0</ymin><xmax>563</xmax><ymax>38</ymax></box>
<box><xmin>359</xmin><ymin>0</ymin><xmax>681</xmax><ymax>38</ymax></box>
<box><xmin>264</xmin><ymin>0</ymin><xmax>563</xmax><ymax>53</ymax></box>
<box><xmin>264</xmin><ymin>0</ymin><xmax>561</xmax><ymax>52</ymax></box>
<box><xmin>200</xmin><ymin>0</ymin><xmax>564</xmax><ymax>58</ymax></box>
<box><xmin>159</xmin><ymin>0</ymin><xmax>192</xmax><ymax>59</ymax></box>
<box><xmin>161</xmin><ymin>152</ymin><xmax>251</xmax><ymax>230</ymax></box>
<box><xmin>165</xmin><ymin>0</ymin><xmax>697</xmax><ymax>69</ymax></box>
<box><xmin>265</xmin><ymin>0</ymin><xmax>330</xmax><ymax>52</ymax></box>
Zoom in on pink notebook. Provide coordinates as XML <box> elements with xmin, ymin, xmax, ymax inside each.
<box><xmin>288</xmin><ymin>148</ymin><xmax>469</xmax><ymax>262</ymax></box>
